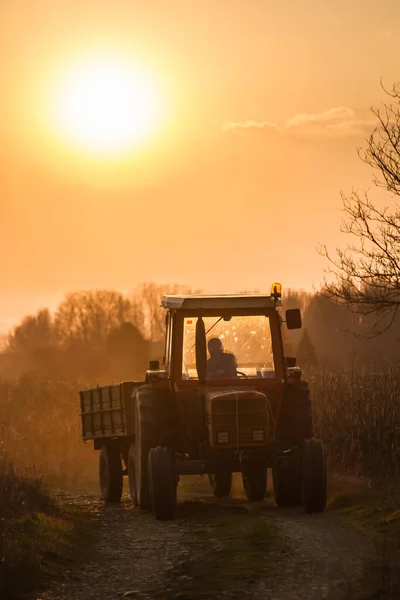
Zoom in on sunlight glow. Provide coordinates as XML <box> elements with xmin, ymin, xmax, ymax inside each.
<box><xmin>53</xmin><ymin>58</ymin><xmax>165</xmax><ymax>154</ymax></box>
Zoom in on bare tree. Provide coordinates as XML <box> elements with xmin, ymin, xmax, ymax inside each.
<box><xmin>55</xmin><ymin>290</ymin><xmax>133</xmax><ymax>347</ymax></box>
<box><xmin>322</xmin><ymin>82</ymin><xmax>400</xmax><ymax>332</ymax></box>
<box><xmin>131</xmin><ymin>282</ymin><xmax>201</xmax><ymax>341</ymax></box>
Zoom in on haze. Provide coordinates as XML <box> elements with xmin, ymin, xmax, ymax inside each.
<box><xmin>2</xmin><ymin>0</ymin><xmax>400</xmax><ymax>331</ymax></box>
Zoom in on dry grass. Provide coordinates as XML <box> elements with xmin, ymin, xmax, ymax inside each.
<box><xmin>0</xmin><ymin>377</ymin><xmax>97</xmax><ymax>486</ymax></box>
<box><xmin>309</xmin><ymin>366</ymin><xmax>400</xmax><ymax>478</ymax></box>
<box><xmin>0</xmin><ymin>448</ymin><xmax>95</xmax><ymax>600</ymax></box>
<box><xmin>309</xmin><ymin>367</ymin><xmax>400</xmax><ymax>597</ymax></box>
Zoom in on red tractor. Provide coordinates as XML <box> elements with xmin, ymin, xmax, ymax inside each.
<box><xmin>80</xmin><ymin>285</ymin><xmax>326</xmax><ymax>519</ymax></box>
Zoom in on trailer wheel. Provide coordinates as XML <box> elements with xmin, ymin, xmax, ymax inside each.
<box><xmin>208</xmin><ymin>470</ymin><xmax>232</xmax><ymax>497</ymax></box>
<box><xmin>99</xmin><ymin>445</ymin><xmax>123</xmax><ymax>503</ymax></box>
<box><xmin>301</xmin><ymin>438</ymin><xmax>326</xmax><ymax>513</ymax></box>
<box><xmin>242</xmin><ymin>464</ymin><xmax>267</xmax><ymax>501</ymax></box>
<box><xmin>127</xmin><ymin>443</ymin><xmax>137</xmax><ymax>505</ymax></box>
<box><xmin>148</xmin><ymin>446</ymin><xmax>177</xmax><ymax>520</ymax></box>
<box><xmin>272</xmin><ymin>466</ymin><xmax>302</xmax><ymax>507</ymax></box>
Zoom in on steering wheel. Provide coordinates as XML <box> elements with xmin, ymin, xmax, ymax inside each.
<box><xmin>236</xmin><ymin>371</ymin><xmax>248</xmax><ymax>379</ymax></box>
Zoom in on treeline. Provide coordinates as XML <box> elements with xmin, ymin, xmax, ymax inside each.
<box><xmin>284</xmin><ymin>289</ymin><xmax>400</xmax><ymax>372</ymax></box>
<box><xmin>0</xmin><ymin>283</ymin><xmax>198</xmax><ymax>385</ymax></box>
<box><xmin>0</xmin><ymin>283</ymin><xmax>198</xmax><ymax>483</ymax></box>
<box><xmin>2</xmin><ymin>284</ymin><xmax>399</xmax><ymax>386</ymax></box>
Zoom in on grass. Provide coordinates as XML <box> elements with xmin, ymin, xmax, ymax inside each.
<box><xmin>0</xmin><ymin>450</ymin><xmax>97</xmax><ymax>600</ymax></box>
<box><xmin>327</xmin><ymin>477</ymin><xmax>400</xmax><ymax>599</ymax></box>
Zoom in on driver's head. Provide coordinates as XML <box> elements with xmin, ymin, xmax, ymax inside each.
<box><xmin>208</xmin><ymin>337</ymin><xmax>223</xmax><ymax>357</ymax></box>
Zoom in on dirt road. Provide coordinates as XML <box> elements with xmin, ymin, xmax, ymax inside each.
<box><xmin>40</xmin><ymin>476</ymin><xmax>375</xmax><ymax>600</ymax></box>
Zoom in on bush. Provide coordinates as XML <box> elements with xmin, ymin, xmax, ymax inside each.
<box><xmin>0</xmin><ymin>448</ymin><xmax>53</xmax><ymax>521</ymax></box>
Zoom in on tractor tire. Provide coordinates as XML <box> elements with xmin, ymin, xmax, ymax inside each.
<box><xmin>242</xmin><ymin>464</ymin><xmax>267</xmax><ymax>502</ymax></box>
<box><xmin>272</xmin><ymin>465</ymin><xmax>302</xmax><ymax>507</ymax></box>
<box><xmin>99</xmin><ymin>445</ymin><xmax>123</xmax><ymax>503</ymax></box>
<box><xmin>133</xmin><ymin>389</ymin><xmax>156</xmax><ymax>511</ymax></box>
<box><xmin>148</xmin><ymin>446</ymin><xmax>177</xmax><ymax>520</ymax></box>
<box><xmin>301</xmin><ymin>438</ymin><xmax>326</xmax><ymax>513</ymax></box>
<box><xmin>208</xmin><ymin>470</ymin><xmax>232</xmax><ymax>497</ymax></box>
<box><xmin>127</xmin><ymin>443</ymin><xmax>137</xmax><ymax>505</ymax></box>
<box><xmin>277</xmin><ymin>381</ymin><xmax>313</xmax><ymax>440</ymax></box>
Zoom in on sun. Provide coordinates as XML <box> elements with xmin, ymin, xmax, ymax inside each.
<box><xmin>53</xmin><ymin>57</ymin><xmax>165</xmax><ymax>154</ymax></box>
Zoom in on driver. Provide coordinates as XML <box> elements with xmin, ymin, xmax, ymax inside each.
<box><xmin>206</xmin><ymin>337</ymin><xmax>238</xmax><ymax>379</ymax></box>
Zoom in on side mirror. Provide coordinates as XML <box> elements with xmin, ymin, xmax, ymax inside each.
<box><xmin>286</xmin><ymin>308</ymin><xmax>302</xmax><ymax>330</ymax></box>
<box><xmin>286</xmin><ymin>356</ymin><xmax>296</xmax><ymax>368</ymax></box>
<box><xmin>149</xmin><ymin>360</ymin><xmax>160</xmax><ymax>371</ymax></box>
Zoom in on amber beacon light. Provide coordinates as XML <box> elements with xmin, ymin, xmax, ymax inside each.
<box><xmin>271</xmin><ymin>282</ymin><xmax>282</xmax><ymax>300</ymax></box>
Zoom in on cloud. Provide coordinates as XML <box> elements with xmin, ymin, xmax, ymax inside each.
<box><xmin>222</xmin><ymin>106</ymin><xmax>376</xmax><ymax>138</ymax></box>
<box><xmin>221</xmin><ymin>120</ymin><xmax>278</xmax><ymax>133</ymax></box>
<box><xmin>285</xmin><ymin>106</ymin><xmax>354</xmax><ymax>128</ymax></box>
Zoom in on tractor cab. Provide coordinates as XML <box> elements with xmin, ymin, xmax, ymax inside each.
<box><xmin>155</xmin><ymin>284</ymin><xmax>302</xmax><ymax>388</ymax></box>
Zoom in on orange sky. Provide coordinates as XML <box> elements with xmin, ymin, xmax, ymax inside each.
<box><xmin>2</xmin><ymin>0</ymin><xmax>400</xmax><ymax>331</ymax></box>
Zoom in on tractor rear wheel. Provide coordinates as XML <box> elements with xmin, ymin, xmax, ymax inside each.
<box><xmin>99</xmin><ymin>445</ymin><xmax>123</xmax><ymax>503</ymax></box>
<box><xmin>148</xmin><ymin>446</ymin><xmax>177</xmax><ymax>520</ymax></box>
<box><xmin>208</xmin><ymin>470</ymin><xmax>232</xmax><ymax>497</ymax></box>
<box><xmin>301</xmin><ymin>438</ymin><xmax>326</xmax><ymax>513</ymax></box>
<box><xmin>272</xmin><ymin>465</ymin><xmax>302</xmax><ymax>507</ymax></box>
<box><xmin>242</xmin><ymin>464</ymin><xmax>267</xmax><ymax>501</ymax></box>
<box><xmin>127</xmin><ymin>443</ymin><xmax>137</xmax><ymax>505</ymax></box>
<box><xmin>134</xmin><ymin>390</ymin><xmax>156</xmax><ymax>510</ymax></box>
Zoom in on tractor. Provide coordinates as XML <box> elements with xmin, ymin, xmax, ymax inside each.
<box><xmin>79</xmin><ymin>285</ymin><xmax>326</xmax><ymax>519</ymax></box>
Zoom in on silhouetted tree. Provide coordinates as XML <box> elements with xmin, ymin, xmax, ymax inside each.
<box><xmin>297</xmin><ymin>329</ymin><xmax>319</xmax><ymax>371</ymax></box>
<box><xmin>131</xmin><ymin>282</ymin><xmax>201</xmax><ymax>341</ymax></box>
<box><xmin>322</xmin><ymin>82</ymin><xmax>400</xmax><ymax>333</ymax></box>
<box><xmin>55</xmin><ymin>290</ymin><xmax>133</xmax><ymax>347</ymax></box>
<box><xmin>281</xmin><ymin>289</ymin><xmax>312</xmax><ymax>354</ymax></box>
<box><xmin>8</xmin><ymin>309</ymin><xmax>57</xmax><ymax>354</ymax></box>
<box><xmin>107</xmin><ymin>322</ymin><xmax>149</xmax><ymax>380</ymax></box>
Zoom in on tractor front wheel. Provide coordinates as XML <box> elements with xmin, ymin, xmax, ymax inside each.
<box><xmin>99</xmin><ymin>445</ymin><xmax>123</xmax><ymax>503</ymax></box>
<box><xmin>242</xmin><ymin>464</ymin><xmax>267</xmax><ymax>501</ymax></box>
<box><xmin>208</xmin><ymin>470</ymin><xmax>232</xmax><ymax>497</ymax></box>
<box><xmin>301</xmin><ymin>438</ymin><xmax>326</xmax><ymax>513</ymax></box>
<box><xmin>148</xmin><ymin>446</ymin><xmax>177</xmax><ymax>520</ymax></box>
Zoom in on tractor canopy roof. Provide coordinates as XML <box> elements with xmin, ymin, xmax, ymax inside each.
<box><xmin>161</xmin><ymin>293</ymin><xmax>282</xmax><ymax>311</ymax></box>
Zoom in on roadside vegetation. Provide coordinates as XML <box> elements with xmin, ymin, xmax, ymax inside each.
<box><xmin>311</xmin><ymin>369</ymin><xmax>400</xmax><ymax>598</ymax></box>
<box><xmin>328</xmin><ymin>476</ymin><xmax>400</xmax><ymax>599</ymax></box>
<box><xmin>0</xmin><ymin>448</ymin><xmax>96</xmax><ymax>600</ymax></box>
<box><xmin>310</xmin><ymin>368</ymin><xmax>400</xmax><ymax>479</ymax></box>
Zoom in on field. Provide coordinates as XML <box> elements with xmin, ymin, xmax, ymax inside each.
<box><xmin>2</xmin><ymin>367</ymin><xmax>400</xmax><ymax>485</ymax></box>
<box><xmin>310</xmin><ymin>367</ymin><xmax>400</xmax><ymax>478</ymax></box>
